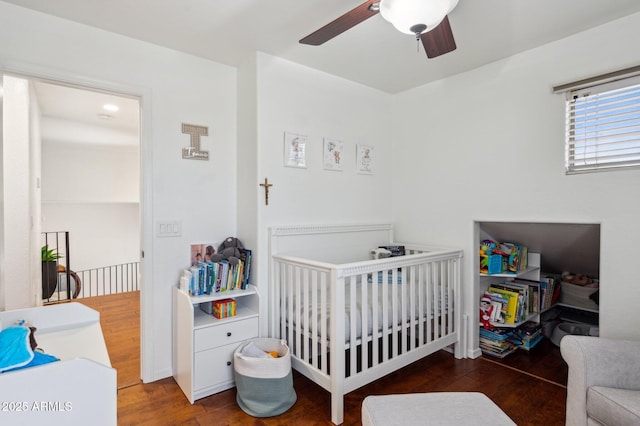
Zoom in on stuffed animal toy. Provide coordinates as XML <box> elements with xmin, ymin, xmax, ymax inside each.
<box><xmin>211</xmin><ymin>237</ymin><xmax>244</xmax><ymax>265</ymax></box>
<box><xmin>479</xmin><ymin>295</ymin><xmax>494</xmax><ymax>329</ymax></box>
<box><xmin>370</xmin><ymin>248</ymin><xmax>392</xmax><ymax>260</ymax></box>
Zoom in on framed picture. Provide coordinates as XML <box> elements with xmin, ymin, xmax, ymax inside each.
<box><xmin>356</xmin><ymin>144</ymin><xmax>374</xmax><ymax>174</ymax></box>
<box><xmin>284</xmin><ymin>132</ymin><xmax>307</xmax><ymax>168</ymax></box>
<box><xmin>323</xmin><ymin>138</ymin><xmax>344</xmax><ymax>171</ymax></box>
<box><xmin>190</xmin><ymin>243</ymin><xmax>218</xmax><ymax>265</ymax></box>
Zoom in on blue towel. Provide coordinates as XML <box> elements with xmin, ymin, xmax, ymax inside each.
<box><xmin>7</xmin><ymin>351</ymin><xmax>59</xmax><ymax>372</ymax></box>
<box><xmin>0</xmin><ymin>326</ymin><xmax>34</xmax><ymax>373</ymax></box>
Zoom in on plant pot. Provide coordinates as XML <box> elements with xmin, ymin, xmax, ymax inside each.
<box><xmin>42</xmin><ymin>260</ymin><xmax>58</xmax><ymax>299</ymax></box>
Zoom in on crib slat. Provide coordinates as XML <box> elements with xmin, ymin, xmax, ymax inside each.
<box><xmin>348</xmin><ymin>276</ymin><xmax>357</xmax><ymax>377</ymax></box>
<box><xmin>447</xmin><ymin>259</ymin><xmax>454</xmax><ymax>335</ymax></box>
<box><xmin>320</xmin><ymin>271</ymin><xmax>327</xmax><ymax>374</ymax></box>
<box><xmin>371</xmin><ymin>272</ymin><xmax>379</xmax><ymax>368</ymax></box>
<box><xmin>418</xmin><ymin>263</ymin><xmax>425</xmax><ymax>346</ymax></box>
<box><xmin>434</xmin><ymin>261</ymin><xmax>441</xmax><ymax>340</ymax></box>
<box><xmin>311</xmin><ymin>270</ymin><xmax>318</xmax><ymax>369</ymax></box>
<box><xmin>426</xmin><ymin>262</ymin><xmax>433</xmax><ymax>343</ymax></box>
<box><xmin>381</xmin><ymin>270</ymin><xmax>389</xmax><ymax>363</ymax></box>
<box><xmin>294</xmin><ymin>267</ymin><xmax>301</xmax><ymax>361</ymax></box>
<box><xmin>360</xmin><ymin>272</ymin><xmax>368</xmax><ymax>373</ymax></box>
<box><xmin>408</xmin><ymin>265</ymin><xmax>416</xmax><ymax>352</ymax></box>
<box><xmin>286</xmin><ymin>264</ymin><xmax>294</xmax><ymax>354</ymax></box>
<box><xmin>302</xmin><ymin>268</ymin><xmax>310</xmax><ymax>361</ymax></box>
<box><xmin>438</xmin><ymin>260</ymin><xmax>447</xmax><ymax>336</ymax></box>
<box><xmin>391</xmin><ymin>268</ymin><xmax>398</xmax><ymax>358</ymax></box>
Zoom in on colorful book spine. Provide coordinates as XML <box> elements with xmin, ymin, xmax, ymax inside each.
<box><xmin>212</xmin><ymin>298</ymin><xmax>236</xmax><ymax>319</ymax></box>
<box><xmin>487</xmin><ymin>286</ymin><xmax>520</xmax><ymax>324</ymax></box>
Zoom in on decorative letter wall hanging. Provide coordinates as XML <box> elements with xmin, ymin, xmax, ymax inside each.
<box><xmin>182</xmin><ymin>123</ymin><xmax>209</xmax><ymax>160</ymax></box>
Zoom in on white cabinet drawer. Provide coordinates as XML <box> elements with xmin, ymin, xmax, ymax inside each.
<box><xmin>193</xmin><ymin>343</ymin><xmax>238</xmax><ymax>391</ymax></box>
<box><xmin>194</xmin><ymin>316</ymin><xmax>258</xmax><ymax>352</ymax></box>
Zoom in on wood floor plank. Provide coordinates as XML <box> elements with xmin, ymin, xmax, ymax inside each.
<box><xmin>79</xmin><ymin>291</ymin><xmax>567</xmax><ymax>425</ymax></box>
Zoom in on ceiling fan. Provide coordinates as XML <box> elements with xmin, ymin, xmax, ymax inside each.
<box><xmin>300</xmin><ymin>0</ymin><xmax>459</xmax><ymax>59</ymax></box>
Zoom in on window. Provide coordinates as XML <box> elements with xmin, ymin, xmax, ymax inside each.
<box><xmin>556</xmin><ymin>70</ymin><xmax>640</xmax><ymax>174</ymax></box>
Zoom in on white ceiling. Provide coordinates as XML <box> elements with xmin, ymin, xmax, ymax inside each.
<box><xmin>33</xmin><ymin>81</ymin><xmax>140</xmax><ymax>147</ymax></box>
<box><xmin>5</xmin><ymin>0</ymin><xmax>640</xmax><ymax>94</ymax></box>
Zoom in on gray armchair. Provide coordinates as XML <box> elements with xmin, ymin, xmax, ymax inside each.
<box><xmin>560</xmin><ymin>335</ymin><xmax>640</xmax><ymax>425</ymax></box>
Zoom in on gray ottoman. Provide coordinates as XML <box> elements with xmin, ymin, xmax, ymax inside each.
<box><xmin>362</xmin><ymin>392</ymin><xmax>516</xmax><ymax>426</ymax></box>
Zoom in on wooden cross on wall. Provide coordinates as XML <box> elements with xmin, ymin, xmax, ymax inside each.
<box><xmin>259</xmin><ymin>178</ymin><xmax>273</xmax><ymax>206</ymax></box>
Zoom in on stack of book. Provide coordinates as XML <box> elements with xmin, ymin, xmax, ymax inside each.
<box><xmin>540</xmin><ymin>275</ymin><xmax>560</xmax><ymax>310</ymax></box>
<box><xmin>512</xmin><ymin>321</ymin><xmax>544</xmax><ymax>350</ymax></box>
<box><xmin>184</xmin><ymin>248</ymin><xmax>253</xmax><ymax>296</ymax></box>
<box><xmin>479</xmin><ymin>327</ymin><xmax>518</xmax><ymax>358</ymax></box>
<box><xmin>212</xmin><ymin>298</ymin><xmax>236</xmax><ymax>319</ymax></box>
<box><xmin>485</xmin><ymin>282</ymin><xmax>529</xmax><ymax>325</ymax></box>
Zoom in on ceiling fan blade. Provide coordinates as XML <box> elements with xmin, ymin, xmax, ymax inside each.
<box><xmin>420</xmin><ymin>15</ymin><xmax>456</xmax><ymax>58</ymax></box>
<box><xmin>300</xmin><ymin>1</ymin><xmax>380</xmax><ymax>46</ymax></box>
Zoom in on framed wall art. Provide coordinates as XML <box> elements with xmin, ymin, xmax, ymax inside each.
<box><xmin>323</xmin><ymin>138</ymin><xmax>344</xmax><ymax>171</ymax></box>
<box><xmin>356</xmin><ymin>144</ymin><xmax>374</xmax><ymax>174</ymax></box>
<box><xmin>284</xmin><ymin>132</ymin><xmax>307</xmax><ymax>168</ymax></box>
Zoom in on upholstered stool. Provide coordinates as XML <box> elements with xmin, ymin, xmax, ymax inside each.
<box><xmin>362</xmin><ymin>392</ymin><xmax>516</xmax><ymax>426</ymax></box>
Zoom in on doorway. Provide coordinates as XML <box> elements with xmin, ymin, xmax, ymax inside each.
<box><xmin>35</xmin><ymin>80</ymin><xmax>141</xmax><ymax>299</ymax></box>
<box><xmin>2</xmin><ymin>74</ymin><xmax>142</xmax><ymax>388</ymax></box>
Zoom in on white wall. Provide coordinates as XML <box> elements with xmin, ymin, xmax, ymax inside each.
<box><xmin>0</xmin><ymin>1</ymin><xmax>237</xmax><ymax>381</ymax></box>
<box><xmin>391</xmin><ymin>12</ymin><xmax>640</xmax><ymax>354</ymax></box>
<box><xmin>28</xmin><ymin>80</ymin><xmax>42</xmax><ymax>307</ymax></box>
<box><xmin>42</xmin><ymin>142</ymin><xmax>139</xmax><ymax>203</ymax></box>
<box><xmin>1</xmin><ymin>76</ymin><xmax>39</xmax><ymax>310</ymax></box>
<box><xmin>247</xmin><ymin>52</ymin><xmax>394</xmax><ymax>334</ymax></box>
<box><xmin>41</xmin><ymin>141</ymin><xmax>140</xmax><ymax>272</ymax></box>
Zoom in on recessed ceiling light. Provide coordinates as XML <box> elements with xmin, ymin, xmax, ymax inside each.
<box><xmin>97</xmin><ymin>113</ymin><xmax>113</xmax><ymax>120</ymax></box>
<box><xmin>103</xmin><ymin>103</ymin><xmax>119</xmax><ymax>112</ymax></box>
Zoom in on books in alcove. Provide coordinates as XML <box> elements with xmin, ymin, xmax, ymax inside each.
<box><xmin>483</xmin><ymin>275</ymin><xmax>561</xmax><ymax>328</ymax></box>
<box><xmin>183</xmin><ymin>249</ymin><xmax>252</xmax><ymax>296</ymax></box>
<box><xmin>479</xmin><ymin>327</ymin><xmax>518</xmax><ymax>358</ymax></box>
<box><xmin>511</xmin><ymin>321</ymin><xmax>544</xmax><ymax>351</ymax></box>
<box><xmin>480</xmin><ymin>321</ymin><xmax>544</xmax><ymax>358</ymax></box>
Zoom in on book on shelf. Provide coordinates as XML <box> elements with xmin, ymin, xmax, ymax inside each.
<box><xmin>486</xmin><ymin>286</ymin><xmax>521</xmax><ymax>324</ymax></box>
<box><xmin>179</xmin><ymin>249</ymin><xmax>253</xmax><ymax>296</ymax></box>
<box><xmin>238</xmin><ymin>248</ymin><xmax>252</xmax><ymax>289</ymax></box>
<box><xmin>516</xmin><ymin>334</ymin><xmax>543</xmax><ymax>350</ymax></box>
<box><xmin>490</xmin><ymin>280</ymin><xmax>541</xmax><ymax>323</ymax></box>
<box><xmin>483</xmin><ymin>291</ymin><xmax>509</xmax><ymax>324</ymax></box>
<box><xmin>479</xmin><ymin>326</ymin><xmax>513</xmax><ymax>341</ymax></box>
<box><xmin>508</xmin><ymin>278</ymin><xmax>541</xmax><ymax>314</ymax></box>
<box><xmin>479</xmin><ymin>323</ymin><xmax>529</xmax><ymax>358</ymax></box>
<box><xmin>510</xmin><ymin>321</ymin><xmax>544</xmax><ymax>350</ymax></box>
<box><xmin>540</xmin><ymin>275</ymin><xmax>560</xmax><ymax>310</ymax></box>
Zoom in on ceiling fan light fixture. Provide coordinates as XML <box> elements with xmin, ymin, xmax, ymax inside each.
<box><xmin>379</xmin><ymin>0</ymin><xmax>458</xmax><ymax>35</ymax></box>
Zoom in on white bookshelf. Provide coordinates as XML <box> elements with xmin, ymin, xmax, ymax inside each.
<box><xmin>173</xmin><ymin>285</ymin><xmax>259</xmax><ymax>403</ymax></box>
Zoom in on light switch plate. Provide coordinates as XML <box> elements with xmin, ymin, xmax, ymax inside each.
<box><xmin>156</xmin><ymin>220</ymin><xmax>181</xmax><ymax>237</ymax></box>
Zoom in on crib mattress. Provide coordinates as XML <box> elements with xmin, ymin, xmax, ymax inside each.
<box><xmin>286</xmin><ymin>280</ymin><xmax>449</xmax><ymax>344</ymax></box>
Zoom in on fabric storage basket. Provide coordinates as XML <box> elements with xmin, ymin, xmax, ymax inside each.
<box><xmin>559</xmin><ymin>280</ymin><xmax>599</xmax><ymax>311</ymax></box>
<box><xmin>234</xmin><ymin>338</ymin><xmax>296</xmax><ymax>417</ymax></box>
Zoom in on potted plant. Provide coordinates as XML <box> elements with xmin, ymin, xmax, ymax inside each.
<box><xmin>41</xmin><ymin>245</ymin><xmax>62</xmax><ymax>299</ymax></box>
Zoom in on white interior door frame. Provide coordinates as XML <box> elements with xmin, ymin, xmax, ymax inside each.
<box><xmin>0</xmin><ymin>62</ymin><xmax>154</xmax><ymax>382</ymax></box>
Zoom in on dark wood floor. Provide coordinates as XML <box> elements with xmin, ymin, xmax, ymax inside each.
<box><xmin>79</xmin><ymin>292</ymin><xmax>568</xmax><ymax>425</ymax></box>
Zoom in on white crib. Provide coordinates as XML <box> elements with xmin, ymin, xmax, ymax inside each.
<box><xmin>268</xmin><ymin>224</ymin><xmax>463</xmax><ymax>425</ymax></box>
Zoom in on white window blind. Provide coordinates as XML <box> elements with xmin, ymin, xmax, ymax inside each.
<box><xmin>564</xmin><ymin>74</ymin><xmax>640</xmax><ymax>174</ymax></box>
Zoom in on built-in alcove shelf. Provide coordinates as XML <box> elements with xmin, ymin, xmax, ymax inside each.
<box><xmin>474</xmin><ymin>220</ymin><xmax>601</xmax><ymax>357</ymax></box>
